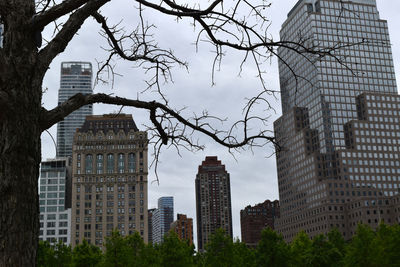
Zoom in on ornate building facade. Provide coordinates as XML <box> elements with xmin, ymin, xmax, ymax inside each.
<box><xmin>71</xmin><ymin>114</ymin><xmax>148</xmax><ymax>247</ymax></box>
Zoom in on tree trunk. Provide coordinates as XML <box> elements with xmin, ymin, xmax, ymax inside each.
<box><xmin>0</xmin><ymin>1</ymin><xmax>42</xmax><ymax>264</ymax></box>
<box><xmin>0</xmin><ymin>79</ymin><xmax>42</xmax><ymax>265</ymax></box>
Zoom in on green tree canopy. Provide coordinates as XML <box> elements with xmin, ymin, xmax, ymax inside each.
<box><xmin>255</xmin><ymin>227</ymin><xmax>290</xmax><ymax>267</ymax></box>
<box><xmin>72</xmin><ymin>240</ymin><xmax>103</xmax><ymax>267</ymax></box>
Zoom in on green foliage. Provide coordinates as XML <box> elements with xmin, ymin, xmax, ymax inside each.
<box><xmin>290</xmin><ymin>231</ymin><xmax>313</xmax><ymax>267</ymax></box>
<box><xmin>157</xmin><ymin>231</ymin><xmax>195</xmax><ymax>267</ymax></box>
<box><xmin>231</xmin><ymin>239</ymin><xmax>256</xmax><ymax>267</ymax></box>
<box><xmin>37</xmin><ymin>240</ymin><xmax>72</xmax><ymax>267</ymax></box>
<box><xmin>344</xmin><ymin>224</ymin><xmax>378</xmax><ymax>267</ymax></box>
<box><xmin>203</xmin><ymin>228</ymin><xmax>256</xmax><ymax>267</ymax></box>
<box><xmin>36</xmin><ymin>224</ymin><xmax>400</xmax><ymax>267</ymax></box>
<box><xmin>203</xmin><ymin>228</ymin><xmax>235</xmax><ymax>267</ymax></box>
<box><xmin>255</xmin><ymin>227</ymin><xmax>289</xmax><ymax>267</ymax></box>
<box><xmin>72</xmin><ymin>239</ymin><xmax>103</xmax><ymax>267</ymax></box>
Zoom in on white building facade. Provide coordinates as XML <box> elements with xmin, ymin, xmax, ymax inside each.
<box><xmin>39</xmin><ymin>158</ymin><xmax>72</xmax><ymax>244</ymax></box>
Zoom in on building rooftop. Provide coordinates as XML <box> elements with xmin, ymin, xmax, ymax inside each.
<box><xmin>77</xmin><ymin>114</ymin><xmax>139</xmax><ymax>134</ymax></box>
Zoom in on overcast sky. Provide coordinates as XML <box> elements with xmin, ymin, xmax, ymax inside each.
<box><xmin>40</xmin><ymin>0</ymin><xmax>400</xmax><ymax>244</ymax></box>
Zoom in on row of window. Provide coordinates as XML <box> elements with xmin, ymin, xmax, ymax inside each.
<box><xmin>77</xmin><ymin>153</ymin><xmax>144</xmax><ymax>174</ymax></box>
<box><xmin>40</xmin><ymin>229</ymin><xmax>68</xmax><ymax>236</ymax></box>
<box><xmin>39</xmin><ymin>221</ymin><xmax>68</xmax><ymax>228</ymax></box>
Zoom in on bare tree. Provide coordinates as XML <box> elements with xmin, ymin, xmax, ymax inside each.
<box><xmin>0</xmin><ymin>0</ymin><xmax>356</xmax><ymax>265</ymax></box>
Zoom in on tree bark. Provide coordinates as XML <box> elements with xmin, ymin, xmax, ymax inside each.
<box><xmin>0</xmin><ymin>104</ymin><xmax>41</xmax><ymax>267</ymax></box>
<box><xmin>0</xmin><ymin>1</ymin><xmax>42</xmax><ymax>265</ymax></box>
<box><xmin>0</xmin><ymin>81</ymin><xmax>42</xmax><ymax>266</ymax></box>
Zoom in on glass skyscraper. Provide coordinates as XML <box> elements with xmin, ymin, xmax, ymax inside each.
<box><xmin>279</xmin><ymin>0</ymin><xmax>396</xmax><ymax>154</ymax></box>
<box><xmin>56</xmin><ymin>62</ymin><xmax>93</xmax><ymax>158</ymax></box>
<box><xmin>152</xmin><ymin>196</ymin><xmax>174</xmax><ymax>244</ymax></box>
<box><xmin>275</xmin><ymin>0</ymin><xmax>400</xmax><ymax>241</ymax></box>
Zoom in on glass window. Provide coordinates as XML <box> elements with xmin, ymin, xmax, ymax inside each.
<box><xmin>107</xmin><ymin>154</ymin><xmax>114</xmax><ymax>174</ymax></box>
<box><xmin>128</xmin><ymin>153</ymin><xmax>136</xmax><ymax>173</ymax></box>
<box><xmin>85</xmin><ymin>154</ymin><xmax>93</xmax><ymax>174</ymax></box>
<box><xmin>118</xmin><ymin>154</ymin><xmax>125</xmax><ymax>173</ymax></box>
<box><xmin>96</xmin><ymin>154</ymin><xmax>104</xmax><ymax>174</ymax></box>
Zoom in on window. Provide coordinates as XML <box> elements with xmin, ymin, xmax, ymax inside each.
<box><xmin>107</xmin><ymin>154</ymin><xmax>114</xmax><ymax>173</ymax></box>
<box><xmin>47</xmin><ymin>193</ymin><xmax>57</xmax><ymax>198</ymax></box>
<box><xmin>128</xmin><ymin>153</ymin><xmax>136</xmax><ymax>173</ymax></box>
<box><xmin>96</xmin><ymin>154</ymin><xmax>104</xmax><ymax>174</ymax></box>
<box><xmin>85</xmin><ymin>154</ymin><xmax>93</xmax><ymax>174</ymax></box>
<box><xmin>118</xmin><ymin>154</ymin><xmax>125</xmax><ymax>173</ymax></box>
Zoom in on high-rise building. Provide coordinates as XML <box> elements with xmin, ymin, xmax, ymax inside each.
<box><xmin>57</xmin><ymin>62</ymin><xmax>93</xmax><ymax>158</ymax></box>
<box><xmin>148</xmin><ymin>208</ymin><xmax>156</xmax><ymax>245</ymax></box>
<box><xmin>240</xmin><ymin>200</ymin><xmax>280</xmax><ymax>247</ymax></box>
<box><xmin>71</xmin><ymin>114</ymin><xmax>148</xmax><ymax>248</ymax></box>
<box><xmin>152</xmin><ymin>196</ymin><xmax>174</xmax><ymax>244</ymax></box>
<box><xmin>274</xmin><ymin>0</ymin><xmax>399</xmax><ymax>241</ymax></box>
<box><xmin>170</xmin><ymin>214</ymin><xmax>194</xmax><ymax>246</ymax></box>
<box><xmin>195</xmin><ymin>156</ymin><xmax>232</xmax><ymax>251</ymax></box>
<box><xmin>38</xmin><ymin>158</ymin><xmax>72</xmax><ymax>245</ymax></box>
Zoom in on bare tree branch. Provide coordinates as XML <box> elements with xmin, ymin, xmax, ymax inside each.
<box><xmin>92</xmin><ymin>9</ymin><xmax>187</xmax><ymax>98</ymax></box>
<box><xmin>40</xmin><ymin>93</ymin><xmax>275</xmax><ymax>149</ymax></box>
<box><xmin>36</xmin><ymin>0</ymin><xmax>110</xmax><ymax>77</ymax></box>
<box><xmin>31</xmin><ymin>0</ymin><xmax>90</xmax><ymax>31</ymax></box>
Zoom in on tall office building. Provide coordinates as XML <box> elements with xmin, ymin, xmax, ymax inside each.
<box><xmin>148</xmin><ymin>208</ymin><xmax>156</xmax><ymax>244</ymax></box>
<box><xmin>195</xmin><ymin>156</ymin><xmax>232</xmax><ymax>251</ymax></box>
<box><xmin>38</xmin><ymin>158</ymin><xmax>72</xmax><ymax>244</ymax></box>
<box><xmin>240</xmin><ymin>200</ymin><xmax>280</xmax><ymax>247</ymax></box>
<box><xmin>170</xmin><ymin>214</ymin><xmax>194</xmax><ymax>246</ymax></box>
<box><xmin>57</xmin><ymin>62</ymin><xmax>93</xmax><ymax>158</ymax></box>
<box><xmin>274</xmin><ymin>0</ymin><xmax>399</xmax><ymax>241</ymax></box>
<box><xmin>152</xmin><ymin>196</ymin><xmax>174</xmax><ymax>244</ymax></box>
<box><xmin>71</xmin><ymin>114</ymin><xmax>148</xmax><ymax>248</ymax></box>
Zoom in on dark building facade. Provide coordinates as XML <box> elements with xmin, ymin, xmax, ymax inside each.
<box><xmin>195</xmin><ymin>156</ymin><xmax>232</xmax><ymax>251</ymax></box>
<box><xmin>274</xmin><ymin>0</ymin><xmax>400</xmax><ymax>241</ymax></box>
<box><xmin>71</xmin><ymin>114</ymin><xmax>148</xmax><ymax>248</ymax></box>
<box><xmin>240</xmin><ymin>200</ymin><xmax>280</xmax><ymax>247</ymax></box>
<box><xmin>148</xmin><ymin>208</ymin><xmax>156</xmax><ymax>245</ymax></box>
<box><xmin>170</xmin><ymin>214</ymin><xmax>194</xmax><ymax>246</ymax></box>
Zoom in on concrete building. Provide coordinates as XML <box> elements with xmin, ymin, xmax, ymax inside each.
<box><xmin>240</xmin><ymin>200</ymin><xmax>280</xmax><ymax>247</ymax></box>
<box><xmin>152</xmin><ymin>196</ymin><xmax>174</xmax><ymax>244</ymax></box>
<box><xmin>170</xmin><ymin>214</ymin><xmax>194</xmax><ymax>246</ymax></box>
<box><xmin>195</xmin><ymin>156</ymin><xmax>232</xmax><ymax>251</ymax></box>
<box><xmin>274</xmin><ymin>0</ymin><xmax>399</xmax><ymax>241</ymax></box>
<box><xmin>71</xmin><ymin>114</ymin><xmax>148</xmax><ymax>248</ymax></box>
<box><xmin>57</xmin><ymin>62</ymin><xmax>93</xmax><ymax>158</ymax></box>
<box><xmin>38</xmin><ymin>158</ymin><xmax>72</xmax><ymax>244</ymax></box>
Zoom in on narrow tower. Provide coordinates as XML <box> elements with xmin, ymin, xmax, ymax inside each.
<box><xmin>195</xmin><ymin>156</ymin><xmax>232</xmax><ymax>251</ymax></box>
<box><xmin>56</xmin><ymin>62</ymin><xmax>93</xmax><ymax>158</ymax></box>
